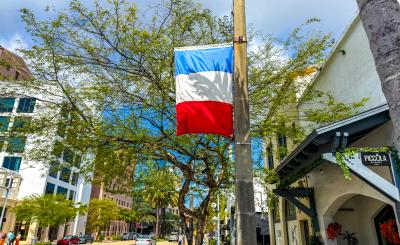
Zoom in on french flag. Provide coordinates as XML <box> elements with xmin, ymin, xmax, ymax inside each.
<box><xmin>175</xmin><ymin>44</ymin><xmax>233</xmax><ymax>137</ymax></box>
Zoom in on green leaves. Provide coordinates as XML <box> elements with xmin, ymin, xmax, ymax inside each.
<box><xmin>135</xmin><ymin>165</ymin><xmax>180</xmax><ymax>208</ymax></box>
<box><xmin>12</xmin><ymin>194</ymin><xmax>86</xmax><ymax>228</ymax></box>
<box><xmin>87</xmin><ymin>198</ymin><xmax>119</xmax><ymax>232</ymax></box>
<box><xmin>118</xmin><ymin>207</ymin><xmax>155</xmax><ymax>224</ymax></box>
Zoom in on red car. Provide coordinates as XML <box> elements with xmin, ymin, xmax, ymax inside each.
<box><xmin>57</xmin><ymin>235</ymin><xmax>80</xmax><ymax>245</ymax></box>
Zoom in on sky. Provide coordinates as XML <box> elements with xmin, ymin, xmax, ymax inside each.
<box><xmin>0</xmin><ymin>0</ymin><xmax>359</xmax><ymax>52</ymax></box>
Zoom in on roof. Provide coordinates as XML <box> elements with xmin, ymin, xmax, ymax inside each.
<box><xmin>0</xmin><ymin>45</ymin><xmax>33</xmax><ymax>81</ymax></box>
<box><xmin>276</xmin><ymin>104</ymin><xmax>391</xmax><ymax>185</ymax></box>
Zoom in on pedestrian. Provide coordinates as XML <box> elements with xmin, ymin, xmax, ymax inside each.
<box><xmin>15</xmin><ymin>233</ymin><xmax>20</xmax><ymax>245</ymax></box>
<box><xmin>6</xmin><ymin>231</ymin><xmax>14</xmax><ymax>245</ymax></box>
<box><xmin>0</xmin><ymin>232</ymin><xmax>5</xmax><ymax>245</ymax></box>
<box><xmin>178</xmin><ymin>233</ymin><xmax>184</xmax><ymax>245</ymax></box>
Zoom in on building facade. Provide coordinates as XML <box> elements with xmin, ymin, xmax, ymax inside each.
<box><xmin>0</xmin><ymin>46</ymin><xmax>92</xmax><ymax>241</ymax></box>
<box><xmin>267</xmin><ymin>15</ymin><xmax>400</xmax><ymax>245</ymax></box>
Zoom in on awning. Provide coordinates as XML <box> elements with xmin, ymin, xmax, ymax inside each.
<box><xmin>276</xmin><ymin>104</ymin><xmax>391</xmax><ymax>185</ymax></box>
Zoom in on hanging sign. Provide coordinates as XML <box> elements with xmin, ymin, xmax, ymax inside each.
<box><xmin>361</xmin><ymin>152</ymin><xmax>391</xmax><ymax>166</ymax></box>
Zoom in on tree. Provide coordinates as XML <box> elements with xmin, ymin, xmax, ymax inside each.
<box><xmin>12</xmin><ymin>194</ymin><xmax>85</xmax><ymax>241</ymax></box>
<box><xmin>118</xmin><ymin>202</ymin><xmax>156</xmax><ymax>234</ymax></box>
<box><xmin>86</xmin><ymin>198</ymin><xmax>119</xmax><ymax>238</ymax></box>
<box><xmin>14</xmin><ymin>1</ymin><xmax>346</xmax><ymax>244</ymax></box>
<box><xmin>18</xmin><ymin>1</ymin><xmax>233</xmax><ymax>244</ymax></box>
<box><xmin>356</xmin><ymin>0</ymin><xmax>400</xmax><ymax>153</ymax></box>
<box><xmin>136</xmin><ymin>165</ymin><xmax>179</xmax><ymax>238</ymax></box>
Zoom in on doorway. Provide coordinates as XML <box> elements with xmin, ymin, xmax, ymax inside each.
<box><xmin>374</xmin><ymin>204</ymin><xmax>399</xmax><ymax>245</ymax></box>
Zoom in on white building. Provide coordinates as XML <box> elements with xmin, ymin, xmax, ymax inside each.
<box><xmin>0</xmin><ymin>46</ymin><xmax>92</xmax><ymax>241</ymax></box>
<box><xmin>267</xmin><ymin>14</ymin><xmax>400</xmax><ymax>245</ymax></box>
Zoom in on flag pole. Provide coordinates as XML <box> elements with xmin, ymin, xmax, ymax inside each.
<box><xmin>233</xmin><ymin>0</ymin><xmax>257</xmax><ymax>244</ymax></box>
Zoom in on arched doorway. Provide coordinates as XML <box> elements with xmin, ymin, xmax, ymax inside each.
<box><xmin>322</xmin><ymin>194</ymin><xmax>392</xmax><ymax>244</ymax></box>
<box><xmin>374</xmin><ymin>204</ymin><xmax>399</xmax><ymax>245</ymax></box>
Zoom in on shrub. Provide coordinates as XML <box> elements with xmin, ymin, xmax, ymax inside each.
<box><xmin>37</xmin><ymin>242</ymin><xmax>52</xmax><ymax>245</ymax></box>
<box><xmin>111</xmin><ymin>235</ymin><xmax>122</xmax><ymax>241</ymax></box>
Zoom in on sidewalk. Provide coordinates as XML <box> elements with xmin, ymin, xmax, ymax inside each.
<box><xmin>92</xmin><ymin>240</ymin><xmax>177</xmax><ymax>245</ymax></box>
<box><xmin>20</xmin><ymin>239</ymin><xmax>177</xmax><ymax>245</ymax></box>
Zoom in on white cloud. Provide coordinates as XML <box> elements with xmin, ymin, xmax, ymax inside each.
<box><xmin>0</xmin><ymin>33</ymin><xmax>28</xmax><ymax>55</ymax></box>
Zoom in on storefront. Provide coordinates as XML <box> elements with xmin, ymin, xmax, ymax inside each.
<box><xmin>271</xmin><ymin>105</ymin><xmax>400</xmax><ymax>244</ymax></box>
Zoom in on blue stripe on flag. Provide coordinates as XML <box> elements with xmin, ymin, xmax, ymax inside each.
<box><xmin>175</xmin><ymin>45</ymin><xmax>233</xmax><ymax>75</ymax></box>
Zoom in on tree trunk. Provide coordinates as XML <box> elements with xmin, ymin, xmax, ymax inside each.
<box><xmin>356</xmin><ymin>0</ymin><xmax>400</xmax><ymax>151</ymax></box>
<box><xmin>194</xmin><ymin>216</ymin><xmax>207</xmax><ymax>245</ymax></box>
<box><xmin>161</xmin><ymin>207</ymin><xmax>166</xmax><ymax>237</ymax></box>
<box><xmin>356</xmin><ymin>0</ymin><xmax>400</xmax><ymax>229</ymax></box>
<box><xmin>181</xmin><ymin>215</ymin><xmax>194</xmax><ymax>245</ymax></box>
<box><xmin>155</xmin><ymin>202</ymin><xmax>161</xmax><ymax>238</ymax></box>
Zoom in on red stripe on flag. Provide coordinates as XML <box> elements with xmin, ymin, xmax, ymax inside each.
<box><xmin>176</xmin><ymin>101</ymin><xmax>233</xmax><ymax>137</ymax></box>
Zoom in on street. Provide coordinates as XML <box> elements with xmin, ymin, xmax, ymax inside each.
<box><xmin>92</xmin><ymin>240</ymin><xmax>178</xmax><ymax>245</ymax></box>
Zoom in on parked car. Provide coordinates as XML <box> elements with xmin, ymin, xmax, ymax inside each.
<box><xmin>57</xmin><ymin>235</ymin><xmax>80</xmax><ymax>245</ymax></box>
<box><xmin>121</xmin><ymin>232</ymin><xmax>137</xmax><ymax>240</ymax></box>
<box><xmin>148</xmin><ymin>232</ymin><xmax>155</xmax><ymax>239</ymax></box>
<box><xmin>79</xmin><ymin>235</ymin><xmax>93</xmax><ymax>244</ymax></box>
<box><xmin>168</xmin><ymin>232</ymin><xmax>179</xmax><ymax>242</ymax></box>
<box><xmin>136</xmin><ymin>235</ymin><xmax>156</xmax><ymax>245</ymax></box>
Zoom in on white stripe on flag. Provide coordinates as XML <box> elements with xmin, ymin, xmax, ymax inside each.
<box><xmin>176</xmin><ymin>71</ymin><xmax>233</xmax><ymax>104</ymax></box>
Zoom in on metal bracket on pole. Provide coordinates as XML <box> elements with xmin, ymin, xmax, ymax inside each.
<box><xmin>233</xmin><ymin>36</ymin><xmax>247</xmax><ymax>43</ymax></box>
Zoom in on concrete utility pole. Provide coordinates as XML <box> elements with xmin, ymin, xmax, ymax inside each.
<box><xmin>233</xmin><ymin>0</ymin><xmax>257</xmax><ymax>244</ymax></box>
<box><xmin>217</xmin><ymin>193</ymin><xmax>220</xmax><ymax>245</ymax></box>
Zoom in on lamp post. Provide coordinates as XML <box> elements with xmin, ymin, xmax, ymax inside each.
<box><xmin>212</xmin><ymin>192</ymin><xmax>221</xmax><ymax>245</ymax></box>
<box><xmin>217</xmin><ymin>193</ymin><xmax>220</xmax><ymax>245</ymax></box>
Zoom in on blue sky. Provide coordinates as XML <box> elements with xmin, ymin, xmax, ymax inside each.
<box><xmin>0</xmin><ymin>0</ymin><xmax>358</xmax><ymax>51</ymax></box>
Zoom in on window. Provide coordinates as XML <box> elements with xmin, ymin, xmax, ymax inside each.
<box><xmin>0</xmin><ymin>117</ymin><xmax>10</xmax><ymax>131</ymax></box>
<box><xmin>49</xmin><ymin>161</ymin><xmax>59</xmax><ymax>178</ymax></box>
<box><xmin>59</xmin><ymin>167</ymin><xmax>71</xmax><ymax>183</ymax></box>
<box><xmin>12</xmin><ymin>117</ymin><xmax>31</xmax><ymax>131</ymax></box>
<box><xmin>71</xmin><ymin>172</ymin><xmax>79</xmax><ymax>186</ymax></box>
<box><xmin>0</xmin><ymin>98</ymin><xmax>15</xmax><ymax>113</ymax></box>
<box><xmin>6</xmin><ymin>136</ymin><xmax>26</xmax><ymax>153</ymax></box>
<box><xmin>2</xmin><ymin>157</ymin><xmax>21</xmax><ymax>171</ymax></box>
<box><xmin>267</xmin><ymin>145</ymin><xmax>274</xmax><ymax>169</ymax></box>
<box><xmin>286</xmin><ymin>201</ymin><xmax>296</xmax><ymax>221</ymax></box>
<box><xmin>45</xmin><ymin>182</ymin><xmax>56</xmax><ymax>194</ymax></box>
<box><xmin>63</xmin><ymin>148</ymin><xmax>74</xmax><ymax>164</ymax></box>
<box><xmin>56</xmin><ymin>186</ymin><xmax>68</xmax><ymax>197</ymax></box>
<box><xmin>278</xmin><ymin>133</ymin><xmax>288</xmax><ymax>159</ymax></box>
<box><xmin>68</xmin><ymin>190</ymin><xmax>75</xmax><ymax>201</ymax></box>
<box><xmin>278</xmin><ymin>134</ymin><xmax>287</xmax><ymax>147</ymax></box>
<box><xmin>17</xmin><ymin>98</ymin><xmax>36</xmax><ymax>113</ymax></box>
